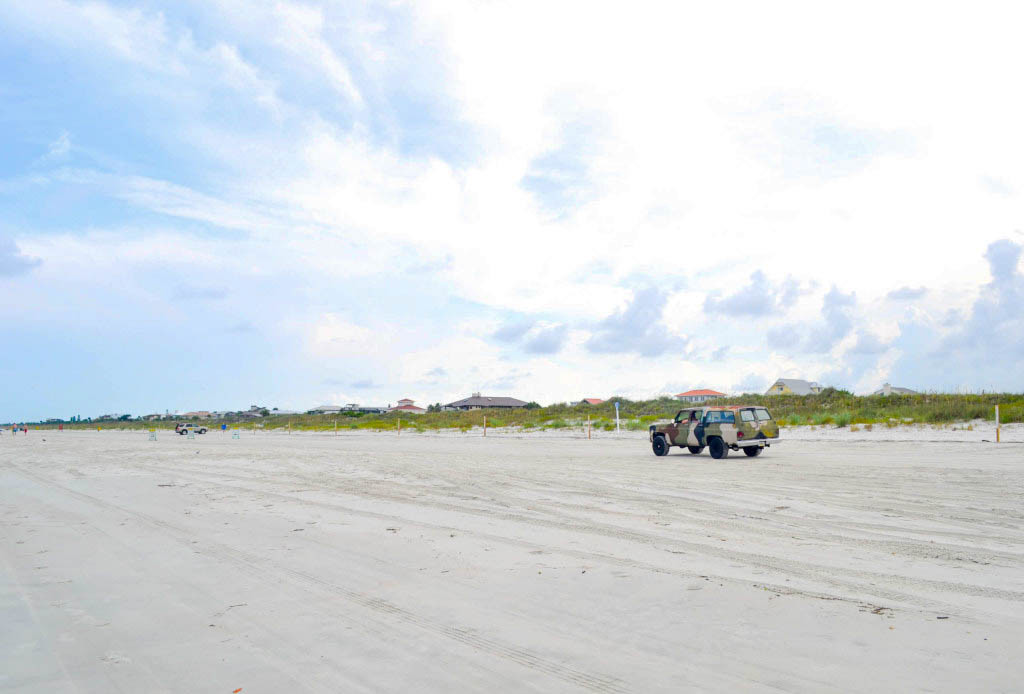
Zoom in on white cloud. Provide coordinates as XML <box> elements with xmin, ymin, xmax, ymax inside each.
<box><xmin>47</xmin><ymin>131</ymin><xmax>71</xmax><ymax>158</ymax></box>
<box><xmin>272</xmin><ymin>2</ymin><xmax>363</xmax><ymax>106</ymax></box>
<box><xmin>0</xmin><ymin>237</ymin><xmax>42</xmax><ymax>277</ymax></box>
<box><xmin>308</xmin><ymin>313</ymin><xmax>376</xmax><ymax>357</ymax></box>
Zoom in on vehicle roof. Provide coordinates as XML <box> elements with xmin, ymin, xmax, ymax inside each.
<box><xmin>703</xmin><ymin>405</ymin><xmax>769</xmax><ymax>410</ymax></box>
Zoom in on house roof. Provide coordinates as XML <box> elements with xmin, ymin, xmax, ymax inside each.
<box><xmin>675</xmin><ymin>389</ymin><xmax>726</xmax><ymax>397</ymax></box>
<box><xmin>311</xmin><ymin>405</ymin><xmax>342</xmax><ymax>411</ymax></box>
<box><xmin>391</xmin><ymin>404</ymin><xmax>426</xmax><ymax>411</ymax></box>
<box><xmin>446</xmin><ymin>395</ymin><xmax>528</xmax><ymax>408</ymax></box>
<box><xmin>771</xmin><ymin>379</ymin><xmax>820</xmax><ymax>395</ymax></box>
<box><xmin>873</xmin><ymin>383</ymin><xmax>918</xmax><ymax>395</ymax></box>
<box><xmin>581</xmin><ymin>398</ymin><xmax>604</xmax><ymax>404</ymax></box>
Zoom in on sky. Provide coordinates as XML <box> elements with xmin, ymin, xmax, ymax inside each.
<box><xmin>1</xmin><ymin>0</ymin><xmax>1023</xmax><ymax>422</ymax></box>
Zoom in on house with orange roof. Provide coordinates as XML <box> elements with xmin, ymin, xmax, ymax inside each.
<box><xmin>675</xmin><ymin>389</ymin><xmax>727</xmax><ymax>403</ymax></box>
<box><xmin>389</xmin><ymin>398</ymin><xmax>426</xmax><ymax>414</ymax></box>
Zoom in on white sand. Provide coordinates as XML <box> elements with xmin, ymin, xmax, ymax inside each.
<box><xmin>3</xmin><ymin>430</ymin><xmax>1022</xmax><ymax>692</ymax></box>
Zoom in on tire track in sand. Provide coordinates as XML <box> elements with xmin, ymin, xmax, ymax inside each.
<box><xmin>7</xmin><ymin>463</ymin><xmax>626</xmax><ymax>694</ymax></box>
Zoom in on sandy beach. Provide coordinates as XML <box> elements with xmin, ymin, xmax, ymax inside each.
<box><xmin>3</xmin><ymin>430</ymin><xmax>1023</xmax><ymax>692</ymax></box>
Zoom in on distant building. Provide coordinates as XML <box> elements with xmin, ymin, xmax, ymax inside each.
<box><xmin>310</xmin><ymin>405</ymin><xmax>343</xmax><ymax>415</ymax></box>
<box><xmin>183</xmin><ymin>411</ymin><xmax>211</xmax><ymax>419</ymax></box>
<box><xmin>389</xmin><ymin>398</ymin><xmax>426</xmax><ymax>414</ymax></box>
<box><xmin>142</xmin><ymin>414</ymin><xmax>161</xmax><ymax>421</ymax></box>
<box><xmin>237</xmin><ymin>405</ymin><xmax>267</xmax><ymax>418</ymax></box>
<box><xmin>340</xmin><ymin>404</ymin><xmax>387</xmax><ymax>414</ymax></box>
<box><xmin>873</xmin><ymin>382</ymin><xmax>918</xmax><ymax>396</ymax></box>
<box><xmin>578</xmin><ymin>398</ymin><xmax>605</xmax><ymax>405</ymax></box>
<box><xmin>765</xmin><ymin>379</ymin><xmax>824</xmax><ymax>396</ymax></box>
<box><xmin>675</xmin><ymin>389</ymin><xmax>727</xmax><ymax>403</ymax></box>
<box><xmin>445</xmin><ymin>393</ymin><xmax>528</xmax><ymax>411</ymax></box>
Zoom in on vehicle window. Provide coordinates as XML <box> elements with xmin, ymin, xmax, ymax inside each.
<box><xmin>755</xmin><ymin>408</ymin><xmax>772</xmax><ymax>421</ymax></box>
<box><xmin>721</xmin><ymin>411</ymin><xmax>735</xmax><ymax>423</ymax></box>
<box><xmin>690</xmin><ymin>410</ymin><xmax>699</xmax><ymax>422</ymax></box>
<box><xmin>675</xmin><ymin>410</ymin><xmax>686</xmax><ymax>422</ymax></box>
<box><xmin>705</xmin><ymin>411</ymin><xmax>720</xmax><ymax>423</ymax></box>
<box><xmin>740</xmin><ymin>410</ymin><xmax>755</xmax><ymax>422</ymax></box>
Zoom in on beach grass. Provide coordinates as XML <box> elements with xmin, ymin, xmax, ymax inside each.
<box><xmin>25</xmin><ymin>389</ymin><xmax>1024</xmax><ymax>432</ymax></box>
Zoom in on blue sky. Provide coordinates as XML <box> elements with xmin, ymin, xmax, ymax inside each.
<box><xmin>2</xmin><ymin>0</ymin><xmax>1023</xmax><ymax>422</ymax></box>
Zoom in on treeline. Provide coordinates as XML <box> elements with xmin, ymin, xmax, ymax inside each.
<box><xmin>37</xmin><ymin>390</ymin><xmax>1022</xmax><ymax>431</ymax></box>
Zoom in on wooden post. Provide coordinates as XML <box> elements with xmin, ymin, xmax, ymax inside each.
<box><xmin>334</xmin><ymin>419</ymin><xmax>337</xmax><ymax>436</ymax></box>
<box><xmin>484</xmin><ymin>415</ymin><xmax>487</xmax><ymax>437</ymax></box>
<box><xmin>289</xmin><ymin>420</ymin><xmax>292</xmax><ymax>435</ymax></box>
<box><xmin>996</xmin><ymin>405</ymin><xmax>1000</xmax><ymax>443</ymax></box>
<box><xmin>398</xmin><ymin>418</ymin><xmax>401</xmax><ymax>435</ymax></box>
<box><xmin>588</xmin><ymin>414</ymin><xmax>591</xmax><ymax>440</ymax></box>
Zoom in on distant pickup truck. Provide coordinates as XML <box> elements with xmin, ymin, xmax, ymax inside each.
<box><xmin>649</xmin><ymin>406</ymin><xmax>779</xmax><ymax>459</ymax></box>
<box><xmin>174</xmin><ymin>423</ymin><xmax>208</xmax><ymax>435</ymax></box>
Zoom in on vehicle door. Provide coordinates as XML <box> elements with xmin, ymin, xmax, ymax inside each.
<box><xmin>675</xmin><ymin>410</ymin><xmax>692</xmax><ymax>446</ymax></box>
<box><xmin>738</xmin><ymin>408</ymin><xmax>758</xmax><ymax>439</ymax></box>
<box><xmin>691</xmin><ymin>409</ymin><xmax>707</xmax><ymax>446</ymax></box>
<box><xmin>754</xmin><ymin>408</ymin><xmax>779</xmax><ymax>438</ymax></box>
<box><xmin>664</xmin><ymin>410</ymin><xmax>686</xmax><ymax>445</ymax></box>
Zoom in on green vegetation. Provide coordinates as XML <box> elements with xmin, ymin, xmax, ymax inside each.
<box><xmin>22</xmin><ymin>389</ymin><xmax>1024</xmax><ymax>432</ymax></box>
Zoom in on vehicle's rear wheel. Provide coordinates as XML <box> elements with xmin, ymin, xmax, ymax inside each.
<box><xmin>708</xmin><ymin>437</ymin><xmax>729</xmax><ymax>459</ymax></box>
<box><xmin>652</xmin><ymin>435</ymin><xmax>669</xmax><ymax>456</ymax></box>
<box><xmin>743</xmin><ymin>446</ymin><xmax>762</xmax><ymax>457</ymax></box>
<box><xmin>687</xmin><ymin>445</ymin><xmax>704</xmax><ymax>455</ymax></box>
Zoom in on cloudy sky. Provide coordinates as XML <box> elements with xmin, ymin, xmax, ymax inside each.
<box><xmin>2</xmin><ymin>1</ymin><xmax>1023</xmax><ymax>422</ymax></box>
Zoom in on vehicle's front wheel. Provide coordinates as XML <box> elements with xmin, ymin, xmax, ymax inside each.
<box><xmin>687</xmin><ymin>446</ymin><xmax>704</xmax><ymax>455</ymax></box>
<box><xmin>652</xmin><ymin>435</ymin><xmax>669</xmax><ymax>456</ymax></box>
<box><xmin>708</xmin><ymin>437</ymin><xmax>729</xmax><ymax>459</ymax></box>
<box><xmin>199</xmin><ymin>429</ymin><xmax>207</xmax><ymax>434</ymax></box>
<box><xmin>743</xmin><ymin>447</ymin><xmax>762</xmax><ymax>457</ymax></box>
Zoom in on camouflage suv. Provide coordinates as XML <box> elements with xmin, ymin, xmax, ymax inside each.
<box><xmin>649</xmin><ymin>406</ymin><xmax>779</xmax><ymax>459</ymax></box>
